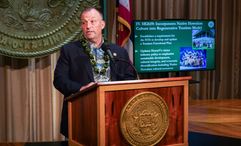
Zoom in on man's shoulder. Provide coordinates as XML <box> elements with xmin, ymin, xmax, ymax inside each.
<box><xmin>107</xmin><ymin>43</ymin><xmax>129</xmax><ymax>60</ymax></box>
<box><xmin>62</xmin><ymin>40</ymin><xmax>81</xmax><ymax>49</ymax></box>
<box><xmin>108</xmin><ymin>43</ymin><xmax>124</xmax><ymax>51</ymax></box>
<box><xmin>60</xmin><ymin>40</ymin><xmax>84</xmax><ymax>56</ymax></box>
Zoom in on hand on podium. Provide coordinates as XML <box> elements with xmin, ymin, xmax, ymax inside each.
<box><xmin>79</xmin><ymin>82</ymin><xmax>96</xmax><ymax>91</ymax></box>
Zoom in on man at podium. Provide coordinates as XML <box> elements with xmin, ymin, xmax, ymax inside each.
<box><xmin>53</xmin><ymin>7</ymin><xmax>136</xmax><ymax>138</ymax></box>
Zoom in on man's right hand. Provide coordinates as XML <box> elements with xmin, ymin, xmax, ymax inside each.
<box><xmin>79</xmin><ymin>82</ymin><xmax>96</xmax><ymax>91</ymax></box>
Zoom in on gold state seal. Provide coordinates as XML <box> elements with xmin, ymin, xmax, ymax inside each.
<box><xmin>120</xmin><ymin>92</ymin><xmax>169</xmax><ymax>146</ymax></box>
<box><xmin>0</xmin><ymin>0</ymin><xmax>98</xmax><ymax>58</ymax></box>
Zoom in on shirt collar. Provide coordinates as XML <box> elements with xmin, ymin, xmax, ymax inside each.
<box><xmin>89</xmin><ymin>39</ymin><xmax>104</xmax><ymax>49</ymax></box>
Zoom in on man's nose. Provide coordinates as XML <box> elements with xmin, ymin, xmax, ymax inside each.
<box><xmin>86</xmin><ymin>22</ymin><xmax>92</xmax><ymax>28</ymax></box>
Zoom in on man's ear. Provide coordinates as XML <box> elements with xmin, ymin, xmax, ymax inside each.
<box><xmin>101</xmin><ymin>20</ymin><xmax>105</xmax><ymax>29</ymax></box>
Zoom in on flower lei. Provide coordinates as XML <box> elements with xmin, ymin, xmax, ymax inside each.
<box><xmin>81</xmin><ymin>38</ymin><xmax>109</xmax><ymax>75</ymax></box>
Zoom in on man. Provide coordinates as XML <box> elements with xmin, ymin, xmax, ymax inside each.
<box><xmin>53</xmin><ymin>7</ymin><xmax>136</xmax><ymax>137</ymax></box>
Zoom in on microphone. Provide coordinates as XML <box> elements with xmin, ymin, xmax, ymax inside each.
<box><xmin>101</xmin><ymin>43</ymin><xmax>139</xmax><ymax>80</ymax></box>
<box><xmin>114</xmin><ymin>57</ymin><xmax>140</xmax><ymax>80</ymax></box>
<box><xmin>101</xmin><ymin>43</ymin><xmax>115</xmax><ymax>63</ymax></box>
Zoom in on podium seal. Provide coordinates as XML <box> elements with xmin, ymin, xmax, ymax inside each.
<box><xmin>120</xmin><ymin>92</ymin><xmax>169</xmax><ymax>146</ymax></box>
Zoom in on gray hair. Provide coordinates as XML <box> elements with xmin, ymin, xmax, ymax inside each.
<box><xmin>80</xmin><ymin>7</ymin><xmax>103</xmax><ymax>20</ymax></box>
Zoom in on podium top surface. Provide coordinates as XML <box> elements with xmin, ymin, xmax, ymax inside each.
<box><xmin>66</xmin><ymin>76</ymin><xmax>192</xmax><ymax>101</ymax></box>
<box><xmin>97</xmin><ymin>76</ymin><xmax>192</xmax><ymax>86</ymax></box>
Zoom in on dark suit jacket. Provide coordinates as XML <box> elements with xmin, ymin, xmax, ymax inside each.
<box><xmin>53</xmin><ymin>40</ymin><xmax>136</xmax><ymax>137</ymax></box>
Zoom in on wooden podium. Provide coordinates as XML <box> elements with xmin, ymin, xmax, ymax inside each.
<box><xmin>67</xmin><ymin>76</ymin><xmax>191</xmax><ymax>146</ymax></box>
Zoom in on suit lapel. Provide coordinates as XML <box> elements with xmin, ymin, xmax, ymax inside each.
<box><xmin>76</xmin><ymin>41</ymin><xmax>95</xmax><ymax>82</ymax></box>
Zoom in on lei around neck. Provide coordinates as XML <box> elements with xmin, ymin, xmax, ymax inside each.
<box><xmin>80</xmin><ymin>38</ymin><xmax>109</xmax><ymax>75</ymax></box>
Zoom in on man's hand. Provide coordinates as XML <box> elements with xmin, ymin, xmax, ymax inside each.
<box><xmin>79</xmin><ymin>82</ymin><xmax>96</xmax><ymax>91</ymax></box>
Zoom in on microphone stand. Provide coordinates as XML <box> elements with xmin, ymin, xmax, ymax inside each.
<box><xmin>101</xmin><ymin>43</ymin><xmax>139</xmax><ymax>80</ymax></box>
<box><xmin>113</xmin><ymin>57</ymin><xmax>140</xmax><ymax>80</ymax></box>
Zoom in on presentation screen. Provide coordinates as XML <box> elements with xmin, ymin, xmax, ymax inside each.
<box><xmin>133</xmin><ymin>19</ymin><xmax>216</xmax><ymax>73</ymax></box>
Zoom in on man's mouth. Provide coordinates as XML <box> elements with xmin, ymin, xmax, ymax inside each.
<box><xmin>86</xmin><ymin>31</ymin><xmax>94</xmax><ymax>34</ymax></box>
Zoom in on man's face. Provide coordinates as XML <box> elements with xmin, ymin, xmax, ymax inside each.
<box><xmin>80</xmin><ymin>9</ymin><xmax>105</xmax><ymax>43</ymax></box>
